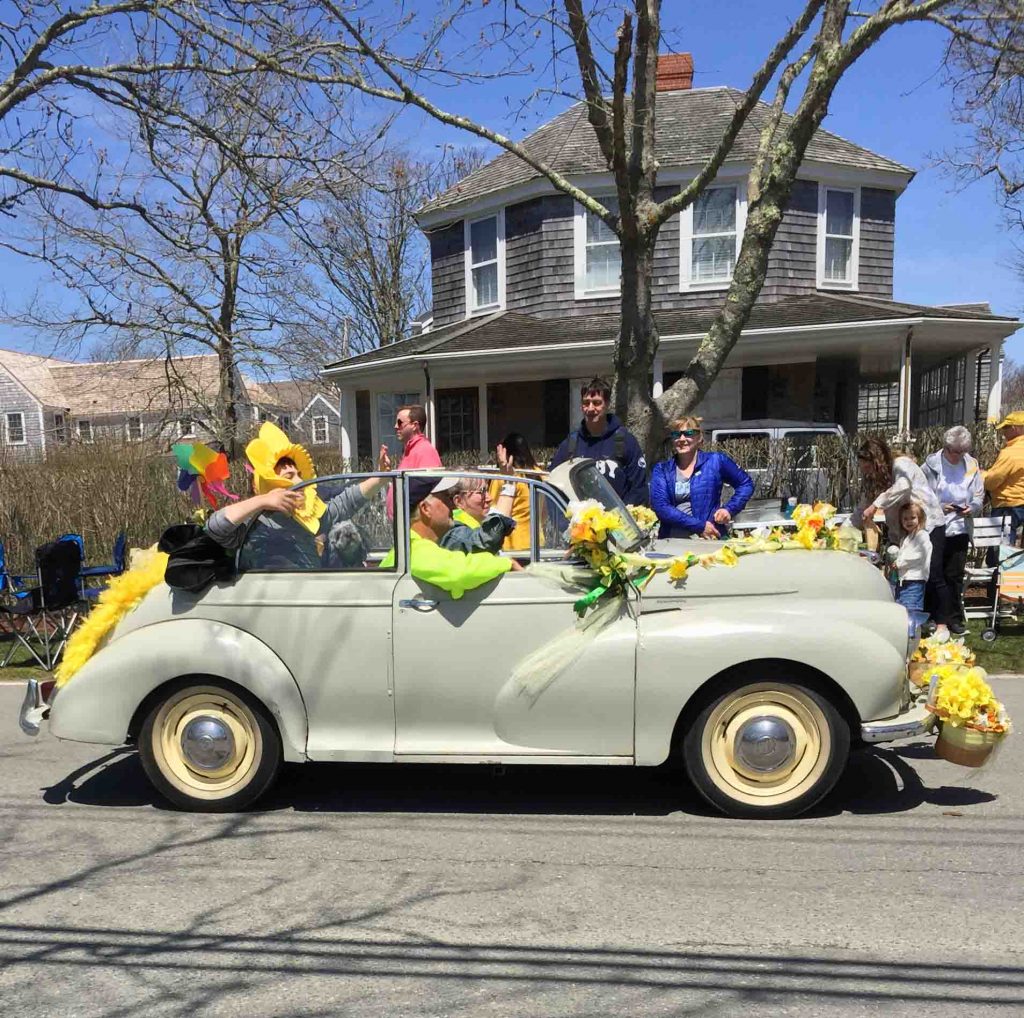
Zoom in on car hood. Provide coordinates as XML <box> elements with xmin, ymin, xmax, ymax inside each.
<box><xmin>638</xmin><ymin>538</ymin><xmax>893</xmax><ymax>607</ymax></box>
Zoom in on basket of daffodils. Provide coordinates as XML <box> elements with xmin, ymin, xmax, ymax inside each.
<box><xmin>926</xmin><ymin>665</ymin><xmax>1013</xmax><ymax>767</ymax></box>
<box><xmin>908</xmin><ymin>633</ymin><xmax>976</xmax><ymax>689</ymax></box>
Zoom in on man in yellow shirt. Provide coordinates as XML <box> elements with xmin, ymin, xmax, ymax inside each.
<box><xmin>382</xmin><ymin>475</ymin><xmax>523</xmax><ymax>597</ymax></box>
<box><xmin>984</xmin><ymin>411</ymin><xmax>1024</xmax><ymax>545</ymax></box>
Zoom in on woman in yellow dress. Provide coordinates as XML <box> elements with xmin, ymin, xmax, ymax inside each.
<box><xmin>490</xmin><ymin>432</ymin><xmax>548</xmax><ymax>552</ymax></box>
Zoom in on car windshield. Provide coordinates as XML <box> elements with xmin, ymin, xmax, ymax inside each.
<box><xmin>568</xmin><ymin>461</ymin><xmax>644</xmax><ymax>553</ymax></box>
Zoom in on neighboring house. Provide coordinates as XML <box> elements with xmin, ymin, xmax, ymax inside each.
<box><xmin>0</xmin><ymin>350</ymin><xmax>252</xmax><ymax>458</ymax></box>
<box><xmin>322</xmin><ymin>53</ymin><xmax>1020</xmax><ymax>459</ymax></box>
<box><xmin>245</xmin><ymin>379</ymin><xmax>341</xmax><ymax>449</ymax></box>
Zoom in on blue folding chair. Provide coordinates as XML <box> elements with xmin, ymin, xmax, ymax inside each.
<box><xmin>0</xmin><ymin>540</ymin><xmax>32</xmax><ymax>602</ymax></box>
<box><xmin>81</xmin><ymin>531</ymin><xmax>127</xmax><ymax>579</ymax></box>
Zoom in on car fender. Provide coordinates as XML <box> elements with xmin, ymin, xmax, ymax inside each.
<box><xmin>635</xmin><ymin>602</ymin><xmax>906</xmax><ymax>766</ymax></box>
<box><xmin>49</xmin><ymin>619</ymin><xmax>308</xmax><ymax>761</ymax></box>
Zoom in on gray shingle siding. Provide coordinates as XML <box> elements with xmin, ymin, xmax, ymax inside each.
<box><xmin>762</xmin><ymin>179</ymin><xmax>818</xmax><ymax>298</ymax></box>
<box><xmin>429</xmin><ymin>222</ymin><xmax>466</xmax><ymax>328</ymax></box>
<box><xmin>858</xmin><ymin>186</ymin><xmax>895</xmax><ymax>299</ymax></box>
<box><xmin>0</xmin><ymin>368</ymin><xmax>43</xmax><ymax>457</ymax></box>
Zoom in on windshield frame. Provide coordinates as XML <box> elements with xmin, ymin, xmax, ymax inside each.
<box><xmin>566</xmin><ymin>461</ymin><xmax>644</xmax><ymax>553</ymax></box>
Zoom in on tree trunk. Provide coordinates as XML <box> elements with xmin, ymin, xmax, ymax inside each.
<box><xmin>615</xmin><ymin>229</ymin><xmax>662</xmax><ymax>459</ymax></box>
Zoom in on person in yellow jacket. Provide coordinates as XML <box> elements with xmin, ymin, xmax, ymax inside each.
<box><xmin>984</xmin><ymin>411</ymin><xmax>1024</xmax><ymax>545</ymax></box>
<box><xmin>382</xmin><ymin>475</ymin><xmax>523</xmax><ymax>597</ymax></box>
<box><xmin>488</xmin><ymin>433</ymin><xmax>549</xmax><ymax>552</ymax></box>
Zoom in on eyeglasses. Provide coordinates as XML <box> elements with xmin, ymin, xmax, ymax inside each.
<box><xmin>670</xmin><ymin>429</ymin><xmax>700</xmax><ymax>439</ymax></box>
<box><xmin>459</xmin><ymin>487</ymin><xmax>488</xmax><ymax>499</ymax></box>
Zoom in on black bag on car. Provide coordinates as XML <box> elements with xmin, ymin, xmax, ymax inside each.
<box><xmin>158</xmin><ymin>524</ymin><xmax>234</xmax><ymax>593</ymax></box>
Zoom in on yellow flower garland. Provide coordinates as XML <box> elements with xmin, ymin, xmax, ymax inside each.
<box><xmin>55</xmin><ymin>551</ymin><xmax>169</xmax><ymax>687</ymax></box>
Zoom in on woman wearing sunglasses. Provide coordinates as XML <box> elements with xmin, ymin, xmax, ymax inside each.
<box><xmin>649</xmin><ymin>417</ymin><xmax>754</xmax><ymax>539</ymax></box>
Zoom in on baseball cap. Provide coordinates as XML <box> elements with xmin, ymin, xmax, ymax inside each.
<box><xmin>407</xmin><ymin>474</ymin><xmax>460</xmax><ymax>512</ymax></box>
<box><xmin>995</xmin><ymin>411</ymin><xmax>1024</xmax><ymax>429</ymax></box>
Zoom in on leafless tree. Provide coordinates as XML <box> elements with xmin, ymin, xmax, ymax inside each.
<box><xmin>5</xmin><ymin>67</ymin><xmax>363</xmax><ymax>455</ymax></box>
<box><xmin>265</xmin><ymin>0</ymin><xmax>1004</xmax><ymax>454</ymax></box>
<box><xmin>1002</xmin><ymin>358</ymin><xmax>1024</xmax><ymax>410</ymax></box>
<box><xmin>277</xmin><ymin>146</ymin><xmax>485</xmax><ymax>366</ymax></box>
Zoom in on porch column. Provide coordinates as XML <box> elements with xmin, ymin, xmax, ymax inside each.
<box><xmin>477</xmin><ymin>382</ymin><xmax>488</xmax><ymax>454</ymax></box>
<box><xmin>962</xmin><ymin>348</ymin><xmax>980</xmax><ymax>426</ymax></box>
<box><xmin>423</xmin><ymin>369</ymin><xmax>436</xmax><ymax>442</ymax></box>
<box><xmin>896</xmin><ymin>329</ymin><xmax>913</xmax><ymax>432</ymax></box>
<box><xmin>338</xmin><ymin>387</ymin><xmax>357</xmax><ymax>467</ymax></box>
<box><xmin>652</xmin><ymin>356</ymin><xmax>664</xmax><ymax>398</ymax></box>
<box><xmin>569</xmin><ymin>377</ymin><xmax>587</xmax><ymax>429</ymax></box>
<box><xmin>988</xmin><ymin>341</ymin><xmax>1004</xmax><ymax>422</ymax></box>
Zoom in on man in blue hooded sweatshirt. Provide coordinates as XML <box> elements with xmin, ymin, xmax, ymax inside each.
<box><xmin>549</xmin><ymin>377</ymin><xmax>649</xmax><ymax>505</ymax></box>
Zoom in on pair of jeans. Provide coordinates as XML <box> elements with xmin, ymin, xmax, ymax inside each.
<box><xmin>993</xmin><ymin>506</ymin><xmax>1024</xmax><ymax>545</ymax></box>
<box><xmin>896</xmin><ymin>578</ymin><xmax>928</xmax><ymax>628</ymax></box>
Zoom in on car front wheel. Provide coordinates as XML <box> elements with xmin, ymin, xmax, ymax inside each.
<box><xmin>683</xmin><ymin>679</ymin><xmax>850</xmax><ymax>820</ymax></box>
<box><xmin>139</xmin><ymin>681</ymin><xmax>282</xmax><ymax>812</ymax></box>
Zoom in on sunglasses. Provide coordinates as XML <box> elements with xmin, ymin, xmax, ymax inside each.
<box><xmin>670</xmin><ymin>429</ymin><xmax>700</xmax><ymax>439</ymax></box>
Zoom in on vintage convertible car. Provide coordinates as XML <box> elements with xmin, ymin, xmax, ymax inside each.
<box><xmin>20</xmin><ymin>460</ymin><xmax>932</xmax><ymax>819</ymax></box>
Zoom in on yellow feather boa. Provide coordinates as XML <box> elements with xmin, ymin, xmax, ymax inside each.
<box><xmin>55</xmin><ymin>550</ymin><xmax>169</xmax><ymax>687</ymax></box>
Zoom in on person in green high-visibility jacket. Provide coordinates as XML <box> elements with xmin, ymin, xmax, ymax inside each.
<box><xmin>382</xmin><ymin>475</ymin><xmax>523</xmax><ymax>598</ymax></box>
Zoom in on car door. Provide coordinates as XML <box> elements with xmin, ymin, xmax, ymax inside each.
<box><xmin>391</xmin><ymin>477</ymin><xmax>637</xmax><ymax>759</ymax></box>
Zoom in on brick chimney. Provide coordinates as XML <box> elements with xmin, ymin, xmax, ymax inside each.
<box><xmin>655</xmin><ymin>53</ymin><xmax>693</xmax><ymax>92</ymax></box>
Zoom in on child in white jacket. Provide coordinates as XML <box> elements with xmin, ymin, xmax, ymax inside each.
<box><xmin>888</xmin><ymin>501</ymin><xmax>932</xmax><ymax>621</ymax></box>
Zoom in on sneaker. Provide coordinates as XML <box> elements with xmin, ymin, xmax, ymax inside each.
<box><xmin>949</xmin><ymin>622</ymin><xmax>967</xmax><ymax>636</ymax></box>
<box><xmin>933</xmin><ymin>624</ymin><xmax>950</xmax><ymax>643</ymax></box>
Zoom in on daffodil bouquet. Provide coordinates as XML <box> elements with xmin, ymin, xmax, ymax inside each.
<box><xmin>911</xmin><ymin>634</ymin><xmax>976</xmax><ymax>667</ymax></box>
<box><xmin>627</xmin><ymin>504</ymin><xmax>659</xmax><ymax>536</ymax></box>
<box><xmin>927</xmin><ymin>664</ymin><xmax>1012</xmax><ymax>735</ymax></box>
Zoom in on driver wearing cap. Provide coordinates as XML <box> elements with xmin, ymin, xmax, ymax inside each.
<box><xmin>380</xmin><ymin>475</ymin><xmax>523</xmax><ymax>597</ymax></box>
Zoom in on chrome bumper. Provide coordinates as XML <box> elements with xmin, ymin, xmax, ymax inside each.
<box><xmin>19</xmin><ymin>679</ymin><xmax>48</xmax><ymax>737</ymax></box>
<box><xmin>860</xmin><ymin>703</ymin><xmax>936</xmax><ymax>745</ymax></box>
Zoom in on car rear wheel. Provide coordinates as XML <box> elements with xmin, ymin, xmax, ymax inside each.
<box><xmin>139</xmin><ymin>681</ymin><xmax>281</xmax><ymax>812</ymax></box>
<box><xmin>683</xmin><ymin>679</ymin><xmax>850</xmax><ymax>819</ymax></box>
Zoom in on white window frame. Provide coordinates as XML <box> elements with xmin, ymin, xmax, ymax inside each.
<box><xmin>573</xmin><ymin>196</ymin><xmax>621</xmax><ymax>299</ymax></box>
<box><xmin>5</xmin><ymin>411</ymin><xmax>26</xmax><ymax>446</ymax></box>
<box><xmin>312</xmin><ymin>415</ymin><xmax>329</xmax><ymax>445</ymax></box>
<box><xmin>680</xmin><ymin>182</ymin><xmax>747</xmax><ymax>291</ymax></box>
<box><xmin>77</xmin><ymin>419</ymin><xmax>93</xmax><ymax>444</ymax></box>
<box><xmin>126</xmin><ymin>415</ymin><xmax>143</xmax><ymax>442</ymax></box>
<box><xmin>53</xmin><ymin>412</ymin><xmax>67</xmax><ymax>444</ymax></box>
<box><xmin>464</xmin><ymin>210</ymin><xmax>505</xmax><ymax>316</ymax></box>
<box><xmin>816</xmin><ymin>184</ymin><xmax>860</xmax><ymax>290</ymax></box>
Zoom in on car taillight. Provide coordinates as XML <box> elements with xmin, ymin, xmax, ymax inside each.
<box><xmin>39</xmin><ymin>680</ymin><xmax>55</xmax><ymax>704</ymax></box>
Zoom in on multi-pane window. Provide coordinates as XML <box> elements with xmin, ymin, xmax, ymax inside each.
<box><xmin>53</xmin><ymin>413</ymin><xmax>67</xmax><ymax>443</ymax></box>
<box><xmin>467</xmin><ymin>215</ymin><xmax>501</xmax><ymax>312</ymax></box>
<box><xmin>821</xmin><ymin>188</ymin><xmax>857</xmax><ymax>286</ymax></box>
<box><xmin>126</xmin><ymin>416</ymin><xmax>143</xmax><ymax>441</ymax></box>
<box><xmin>77</xmin><ymin>419</ymin><xmax>93</xmax><ymax>443</ymax></box>
<box><xmin>312</xmin><ymin>415</ymin><xmax>329</xmax><ymax>445</ymax></box>
<box><xmin>584</xmin><ymin>198</ymin><xmax>620</xmax><ymax>292</ymax></box>
<box><xmin>278</xmin><ymin>414</ymin><xmax>292</xmax><ymax>431</ymax></box>
<box><xmin>917</xmin><ymin>357</ymin><xmax>966</xmax><ymax>428</ymax></box>
<box><xmin>5</xmin><ymin>412</ymin><xmax>25</xmax><ymax>445</ymax></box>
<box><xmin>692</xmin><ymin>186</ymin><xmax>738</xmax><ymax>283</ymax></box>
<box><xmin>436</xmin><ymin>389</ymin><xmax>478</xmax><ymax>453</ymax></box>
<box><xmin>857</xmin><ymin>382</ymin><xmax>900</xmax><ymax>430</ymax></box>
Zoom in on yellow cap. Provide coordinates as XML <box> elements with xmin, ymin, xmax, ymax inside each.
<box><xmin>995</xmin><ymin>411</ymin><xmax>1024</xmax><ymax>429</ymax></box>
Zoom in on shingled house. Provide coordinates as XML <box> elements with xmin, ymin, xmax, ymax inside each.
<box><xmin>0</xmin><ymin>349</ymin><xmax>339</xmax><ymax>458</ymax></box>
<box><xmin>322</xmin><ymin>54</ymin><xmax>1019</xmax><ymax>460</ymax></box>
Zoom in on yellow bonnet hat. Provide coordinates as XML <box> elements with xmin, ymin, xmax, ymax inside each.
<box><xmin>245</xmin><ymin>422</ymin><xmax>325</xmax><ymax>532</ymax></box>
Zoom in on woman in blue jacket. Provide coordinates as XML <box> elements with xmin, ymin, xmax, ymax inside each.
<box><xmin>650</xmin><ymin>417</ymin><xmax>754</xmax><ymax>539</ymax></box>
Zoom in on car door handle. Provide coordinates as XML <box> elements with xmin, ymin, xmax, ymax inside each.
<box><xmin>399</xmin><ymin>598</ymin><xmax>438</xmax><ymax>611</ymax></box>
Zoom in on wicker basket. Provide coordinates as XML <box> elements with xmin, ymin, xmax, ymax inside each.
<box><xmin>935</xmin><ymin>722</ymin><xmax>1003</xmax><ymax>767</ymax></box>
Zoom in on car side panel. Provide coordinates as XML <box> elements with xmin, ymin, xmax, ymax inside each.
<box><xmin>49</xmin><ymin>619</ymin><xmax>308</xmax><ymax>761</ymax></box>
<box><xmin>635</xmin><ymin>598</ymin><xmax>907</xmax><ymax>766</ymax></box>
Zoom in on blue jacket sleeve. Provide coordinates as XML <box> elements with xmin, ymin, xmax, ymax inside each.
<box><xmin>620</xmin><ymin>434</ymin><xmax>650</xmax><ymax>506</ymax></box>
<box><xmin>548</xmin><ymin>436</ymin><xmax>570</xmax><ymax>471</ymax></box>
<box><xmin>650</xmin><ymin>462</ymin><xmax>702</xmax><ymax>534</ymax></box>
<box><xmin>720</xmin><ymin>455</ymin><xmax>755</xmax><ymax>515</ymax></box>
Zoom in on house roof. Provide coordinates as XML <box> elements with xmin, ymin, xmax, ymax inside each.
<box><xmin>419</xmin><ymin>87</ymin><xmax>914</xmax><ymax>220</ymax></box>
<box><xmin>323</xmin><ymin>293</ymin><xmax>1018</xmax><ymax>374</ymax></box>
<box><xmin>46</xmin><ymin>354</ymin><xmax>230</xmax><ymax>416</ymax></box>
<box><xmin>0</xmin><ymin>348</ymin><xmax>75</xmax><ymax>407</ymax></box>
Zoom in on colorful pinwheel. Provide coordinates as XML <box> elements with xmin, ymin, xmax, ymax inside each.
<box><xmin>172</xmin><ymin>442</ymin><xmax>238</xmax><ymax>507</ymax></box>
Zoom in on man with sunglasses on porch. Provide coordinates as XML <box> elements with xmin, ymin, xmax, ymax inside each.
<box><xmin>649</xmin><ymin>416</ymin><xmax>754</xmax><ymax>540</ymax></box>
<box><xmin>548</xmin><ymin>377</ymin><xmax>649</xmax><ymax>505</ymax></box>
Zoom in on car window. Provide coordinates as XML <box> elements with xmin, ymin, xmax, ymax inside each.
<box><xmin>534</xmin><ymin>484</ymin><xmax>572</xmax><ymax>562</ymax></box>
<box><xmin>714</xmin><ymin>431</ymin><xmax>771</xmax><ymax>470</ymax></box>
<box><xmin>239</xmin><ymin>475</ymin><xmax>396</xmax><ymax>572</ymax></box>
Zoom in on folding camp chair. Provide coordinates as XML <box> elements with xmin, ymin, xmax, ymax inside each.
<box><xmin>0</xmin><ymin>539</ymin><xmax>32</xmax><ymax>603</ymax></box>
<box><xmin>963</xmin><ymin>516</ymin><xmax>1024</xmax><ymax>642</ymax></box>
<box><xmin>0</xmin><ymin>539</ymin><xmax>85</xmax><ymax>669</ymax></box>
<box><xmin>81</xmin><ymin>531</ymin><xmax>127</xmax><ymax>580</ymax></box>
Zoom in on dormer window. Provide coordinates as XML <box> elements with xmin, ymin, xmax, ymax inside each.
<box><xmin>574</xmin><ymin>197</ymin><xmax>621</xmax><ymax>298</ymax></box>
<box><xmin>464</xmin><ymin>212</ymin><xmax>505</xmax><ymax>315</ymax></box>
<box><xmin>817</xmin><ymin>185</ymin><xmax>859</xmax><ymax>289</ymax></box>
<box><xmin>680</xmin><ymin>183</ymin><xmax>746</xmax><ymax>290</ymax></box>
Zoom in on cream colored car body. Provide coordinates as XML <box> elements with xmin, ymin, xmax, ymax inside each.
<box><xmin>47</xmin><ymin>462</ymin><xmax>912</xmax><ymax>768</ymax></box>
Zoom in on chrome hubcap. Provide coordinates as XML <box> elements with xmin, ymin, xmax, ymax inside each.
<box><xmin>734</xmin><ymin>715</ymin><xmax>796</xmax><ymax>774</ymax></box>
<box><xmin>180</xmin><ymin>716</ymin><xmax>235</xmax><ymax>771</ymax></box>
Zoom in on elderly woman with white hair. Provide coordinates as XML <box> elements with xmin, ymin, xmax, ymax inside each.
<box><xmin>923</xmin><ymin>425</ymin><xmax>984</xmax><ymax>635</ymax></box>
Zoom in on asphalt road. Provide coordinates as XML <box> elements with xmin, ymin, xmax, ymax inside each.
<box><xmin>1</xmin><ymin>682</ymin><xmax>1023</xmax><ymax>1018</ymax></box>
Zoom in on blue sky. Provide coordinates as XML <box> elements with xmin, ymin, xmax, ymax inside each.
<box><xmin>3</xmin><ymin>1</ymin><xmax>1021</xmax><ymax>361</ymax></box>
